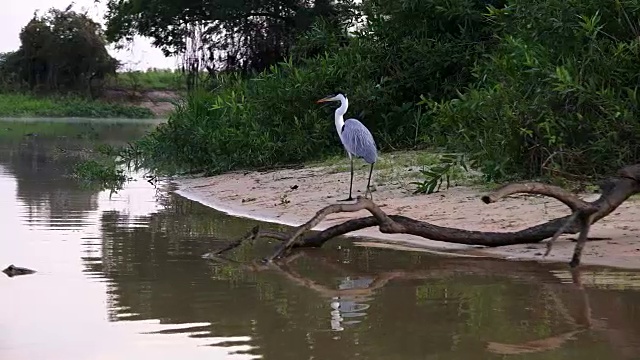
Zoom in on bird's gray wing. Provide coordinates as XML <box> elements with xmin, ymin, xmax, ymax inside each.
<box><xmin>341</xmin><ymin>119</ymin><xmax>378</xmax><ymax>164</ymax></box>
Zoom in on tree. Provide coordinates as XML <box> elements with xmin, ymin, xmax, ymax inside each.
<box><xmin>101</xmin><ymin>0</ymin><xmax>356</xmax><ymax>75</ymax></box>
<box><xmin>0</xmin><ymin>7</ymin><xmax>118</xmax><ymax>96</ymax></box>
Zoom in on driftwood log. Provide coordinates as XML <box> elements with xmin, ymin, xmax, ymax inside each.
<box><xmin>216</xmin><ymin>164</ymin><xmax>640</xmax><ymax>268</ymax></box>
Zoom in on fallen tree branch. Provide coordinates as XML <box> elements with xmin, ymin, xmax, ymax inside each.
<box><xmin>484</xmin><ymin>182</ymin><xmax>601</xmax><ymax>266</ymax></box>
<box><xmin>242</xmin><ymin>164</ymin><xmax>640</xmax><ymax>267</ymax></box>
<box><xmin>481</xmin><ymin>182</ymin><xmax>593</xmax><ymax>211</ymax></box>
<box><xmin>266</xmin><ymin>203</ymin><xmax>370</xmax><ymax>261</ymax></box>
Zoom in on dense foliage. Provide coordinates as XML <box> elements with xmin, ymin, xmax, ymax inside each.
<box><xmin>427</xmin><ymin>0</ymin><xmax>640</xmax><ymax>181</ymax></box>
<box><xmin>118</xmin><ymin>0</ymin><xmax>640</xmax><ymax>182</ymax></box>
<box><xmin>130</xmin><ymin>0</ymin><xmax>499</xmax><ymax>174</ymax></box>
<box><xmin>102</xmin><ymin>0</ymin><xmax>356</xmax><ymax>74</ymax></box>
<box><xmin>0</xmin><ymin>7</ymin><xmax>161</xmax><ymax>119</ymax></box>
<box><xmin>0</xmin><ymin>8</ymin><xmax>118</xmax><ymax>97</ymax></box>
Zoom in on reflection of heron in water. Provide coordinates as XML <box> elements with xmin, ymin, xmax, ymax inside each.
<box><xmin>329</xmin><ymin>276</ymin><xmax>374</xmax><ymax>332</ymax></box>
<box><xmin>330</xmin><ymin>300</ymin><xmax>344</xmax><ymax>331</ymax></box>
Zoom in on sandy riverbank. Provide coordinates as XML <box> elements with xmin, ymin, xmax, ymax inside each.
<box><xmin>173</xmin><ymin>155</ymin><xmax>640</xmax><ymax>270</ymax></box>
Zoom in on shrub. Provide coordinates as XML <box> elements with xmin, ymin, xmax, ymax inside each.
<box><xmin>134</xmin><ymin>0</ymin><xmax>497</xmax><ymax>174</ymax></box>
<box><xmin>0</xmin><ymin>7</ymin><xmax>118</xmax><ymax>97</ymax></box>
<box><xmin>426</xmin><ymin>0</ymin><xmax>640</xmax><ymax>181</ymax></box>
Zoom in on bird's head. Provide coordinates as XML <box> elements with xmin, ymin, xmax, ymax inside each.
<box><xmin>316</xmin><ymin>93</ymin><xmax>347</xmax><ymax>104</ymax></box>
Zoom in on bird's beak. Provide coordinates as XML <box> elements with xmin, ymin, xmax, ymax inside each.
<box><xmin>316</xmin><ymin>96</ymin><xmax>332</xmax><ymax>104</ymax></box>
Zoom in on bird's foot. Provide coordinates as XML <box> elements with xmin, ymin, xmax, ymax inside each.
<box><xmin>337</xmin><ymin>196</ymin><xmax>355</xmax><ymax>202</ymax></box>
<box><xmin>364</xmin><ymin>189</ymin><xmax>373</xmax><ymax>201</ymax></box>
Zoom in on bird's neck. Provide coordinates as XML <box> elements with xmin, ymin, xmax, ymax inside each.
<box><xmin>334</xmin><ymin>97</ymin><xmax>348</xmax><ymax>137</ymax></box>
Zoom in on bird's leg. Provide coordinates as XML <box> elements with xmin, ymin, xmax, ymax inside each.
<box><xmin>338</xmin><ymin>155</ymin><xmax>354</xmax><ymax>202</ymax></box>
<box><xmin>365</xmin><ymin>162</ymin><xmax>374</xmax><ymax>200</ymax></box>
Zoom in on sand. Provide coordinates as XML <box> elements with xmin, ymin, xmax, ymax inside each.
<box><xmin>173</xmin><ymin>157</ymin><xmax>640</xmax><ymax>270</ymax></box>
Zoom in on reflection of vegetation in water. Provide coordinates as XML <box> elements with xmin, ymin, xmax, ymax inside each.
<box><xmin>1</xmin><ymin>121</ymin><xmax>156</xmax><ymax>192</ymax></box>
<box><xmin>0</xmin><ymin>120</ymin><xmax>154</xmax><ymax>142</ymax></box>
<box><xmin>412</xmin><ymin>280</ymin><xmax>552</xmax><ymax>345</ymax></box>
<box><xmin>0</xmin><ymin>121</ymin><xmax>99</xmax><ymax>142</ymax></box>
<box><xmin>0</xmin><ymin>119</ymin><xmax>159</xmax><ymax>214</ymax></box>
<box><xmin>82</xmin><ymin>191</ymin><xmax>640</xmax><ymax>359</ymax></box>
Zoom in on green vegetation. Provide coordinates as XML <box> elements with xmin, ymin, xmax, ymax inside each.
<box><xmin>106</xmin><ymin>69</ymin><xmax>189</xmax><ymax>92</ymax></box>
<box><xmin>0</xmin><ymin>8</ymin><xmax>117</xmax><ymax>96</ymax></box>
<box><xmin>0</xmin><ymin>7</ymin><xmax>165</xmax><ymax>119</ymax></box>
<box><xmin>103</xmin><ymin>0</ymin><xmax>351</xmax><ymax>74</ymax></box>
<box><xmin>426</xmin><ymin>1</ymin><xmax>640</xmax><ymax>182</ymax></box>
<box><xmin>120</xmin><ymin>0</ymin><xmax>493</xmax><ymax>177</ymax></box>
<box><xmin>72</xmin><ymin>158</ymin><xmax>131</xmax><ymax>192</ymax></box>
<box><xmin>0</xmin><ymin>93</ymin><xmax>154</xmax><ymax>118</ymax></box>
<box><xmin>95</xmin><ymin>0</ymin><xmax>640</xmax><ymax>187</ymax></box>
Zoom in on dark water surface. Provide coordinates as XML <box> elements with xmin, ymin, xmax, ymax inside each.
<box><xmin>2</xmin><ymin>119</ymin><xmax>640</xmax><ymax>360</ymax></box>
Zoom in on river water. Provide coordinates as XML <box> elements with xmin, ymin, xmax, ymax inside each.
<box><xmin>2</xmin><ymin>119</ymin><xmax>640</xmax><ymax>360</ymax></box>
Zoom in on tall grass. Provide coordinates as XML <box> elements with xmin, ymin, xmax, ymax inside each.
<box><xmin>0</xmin><ymin>93</ymin><xmax>155</xmax><ymax>118</ymax></box>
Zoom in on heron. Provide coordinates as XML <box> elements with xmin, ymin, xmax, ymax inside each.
<box><xmin>316</xmin><ymin>93</ymin><xmax>378</xmax><ymax>201</ymax></box>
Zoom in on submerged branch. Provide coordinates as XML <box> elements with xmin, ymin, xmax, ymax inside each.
<box><xmin>204</xmin><ymin>225</ymin><xmax>260</xmax><ymax>257</ymax></box>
